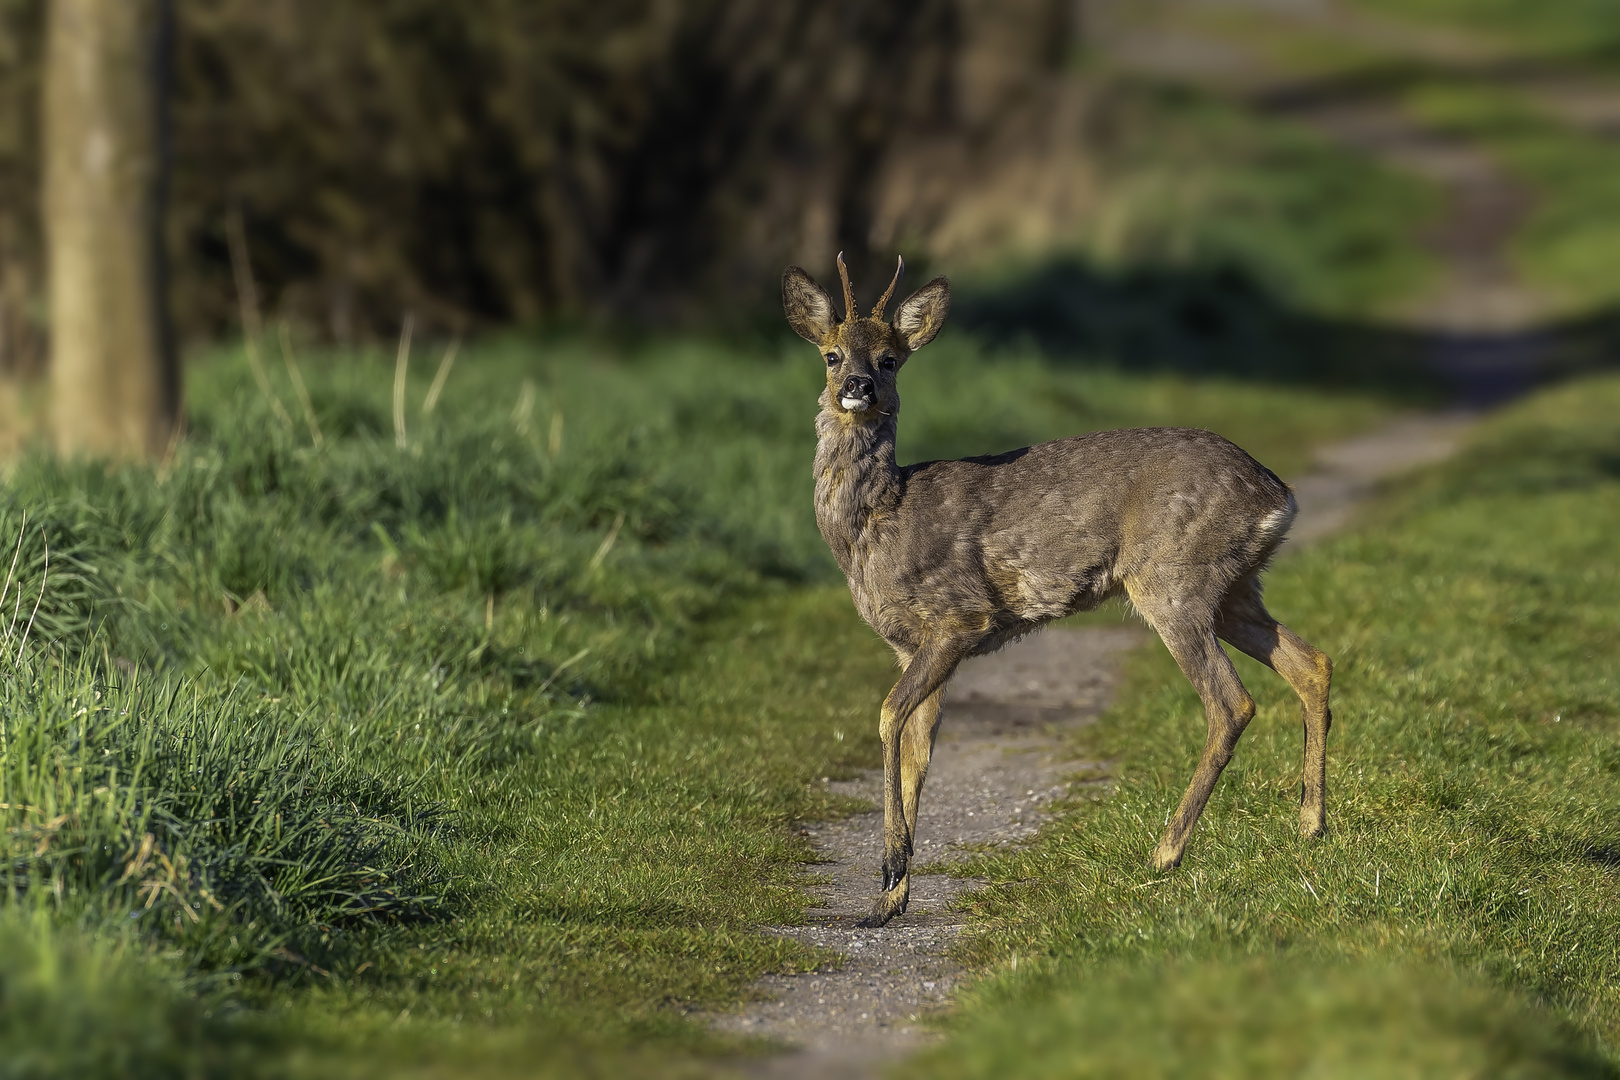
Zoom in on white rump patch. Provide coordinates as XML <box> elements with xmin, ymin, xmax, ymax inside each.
<box><xmin>1259</xmin><ymin>491</ymin><xmax>1299</xmax><ymax>544</ymax></box>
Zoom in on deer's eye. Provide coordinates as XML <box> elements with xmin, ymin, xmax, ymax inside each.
<box><xmin>878</xmin><ymin>355</ymin><xmax>897</xmax><ymax>372</ymax></box>
<box><xmin>824</xmin><ymin>353</ymin><xmax>839</xmax><ymax>368</ymax></box>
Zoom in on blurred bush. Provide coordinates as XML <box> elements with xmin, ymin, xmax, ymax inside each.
<box><xmin>0</xmin><ymin>910</ymin><xmax>261</xmax><ymax>1079</ymax></box>
<box><xmin>0</xmin><ymin>0</ymin><xmax>1087</xmax><ymax>355</ymax></box>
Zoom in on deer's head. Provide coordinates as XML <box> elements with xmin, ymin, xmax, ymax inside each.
<box><xmin>783</xmin><ymin>255</ymin><xmax>950</xmax><ymax>423</ymax></box>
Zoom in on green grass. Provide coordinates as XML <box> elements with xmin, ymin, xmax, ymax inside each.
<box><xmin>0</xmin><ymin>909</ymin><xmax>267</xmax><ymax>1079</ymax></box>
<box><xmin>901</xmin><ymin>373</ymin><xmax>1620</xmax><ymax>1077</ymax></box>
<box><xmin>0</xmin><ymin>333</ymin><xmax>1385</xmax><ymax>1074</ymax></box>
<box><xmin>906</xmin><ymin>957</ymin><xmax>1610</xmax><ymax>1079</ymax></box>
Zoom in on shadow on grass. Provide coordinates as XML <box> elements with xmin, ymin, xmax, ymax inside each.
<box><xmin>1581</xmin><ymin>845</ymin><xmax>1620</xmax><ymax>869</ymax></box>
<box><xmin>952</xmin><ymin>253</ymin><xmax>1620</xmax><ymax>406</ymax></box>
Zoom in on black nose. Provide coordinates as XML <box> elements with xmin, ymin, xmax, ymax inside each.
<box><xmin>842</xmin><ymin>375</ymin><xmax>875</xmax><ymax>399</ymax></box>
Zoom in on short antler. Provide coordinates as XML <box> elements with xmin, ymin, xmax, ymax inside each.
<box><xmin>871</xmin><ymin>256</ymin><xmax>904</xmax><ymax>318</ymax></box>
<box><xmin>836</xmin><ymin>251</ymin><xmax>857</xmax><ymax>323</ymax></box>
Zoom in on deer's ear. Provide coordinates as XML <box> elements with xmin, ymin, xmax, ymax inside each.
<box><xmin>782</xmin><ymin>266</ymin><xmax>839</xmax><ymax>344</ymax></box>
<box><xmin>894</xmin><ymin>277</ymin><xmax>950</xmax><ymax>351</ymax></box>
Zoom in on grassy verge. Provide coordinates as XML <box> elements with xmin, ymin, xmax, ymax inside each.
<box><xmin>903</xmin><ymin>373</ymin><xmax>1620</xmax><ymax>1077</ymax></box>
<box><xmin>0</xmin><ymin>333</ymin><xmax>1387</xmax><ymax>1074</ymax></box>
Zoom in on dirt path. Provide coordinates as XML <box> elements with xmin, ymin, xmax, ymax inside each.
<box><xmin>713</xmin><ymin>626</ymin><xmax>1146</xmax><ymax>1077</ymax></box>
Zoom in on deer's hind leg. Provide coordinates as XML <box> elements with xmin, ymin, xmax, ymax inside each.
<box><xmin>1216</xmin><ymin>577</ymin><xmax>1333</xmax><ymax>838</ymax></box>
<box><xmin>1131</xmin><ymin>587</ymin><xmax>1257</xmax><ymax>871</ymax></box>
<box><xmin>862</xmin><ymin>642</ymin><xmax>968</xmax><ymax>929</ymax></box>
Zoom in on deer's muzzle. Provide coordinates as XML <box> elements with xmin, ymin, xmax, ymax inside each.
<box><xmin>839</xmin><ymin>375</ymin><xmax>876</xmax><ymax>411</ymax></box>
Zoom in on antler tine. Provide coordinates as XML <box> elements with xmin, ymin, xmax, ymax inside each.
<box><xmin>871</xmin><ymin>256</ymin><xmax>904</xmax><ymax>318</ymax></box>
<box><xmin>836</xmin><ymin>251</ymin><xmax>857</xmax><ymax>323</ymax></box>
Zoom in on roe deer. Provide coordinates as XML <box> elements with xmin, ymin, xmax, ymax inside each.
<box><xmin>783</xmin><ymin>255</ymin><xmax>1333</xmax><ymax>928</ymax></box>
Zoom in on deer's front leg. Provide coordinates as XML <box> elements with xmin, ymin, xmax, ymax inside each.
<box><xmin>860</xmin><ymin>641</ymin><xmax>968</xmax><ymax>928</ymax></box>
<box><xmin>901</xmin><ymin>691</ymin><xmax>944</xmax><ymax>845</ymax></box>
<box><xmin>865</xmin><ymin>693</ymin><xmax>911</xmax><ymax>927</ymax></box>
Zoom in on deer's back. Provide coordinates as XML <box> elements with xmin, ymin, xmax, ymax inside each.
<box><xmin>856</xmin><ymin>428</ymin><xmax>1293</xmax><ymax>655</ymax></box>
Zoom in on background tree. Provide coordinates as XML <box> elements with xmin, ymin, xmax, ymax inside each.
<box><xmin>0</xmin><ymin>1</ymin><xmax>1089</xmax><ymax>356</ymax></box>
<box><xmin>43</xmin><ymin>0</ymin><xmax>175</xmax><ymax>459</ymax></box>
<box><xmin>0</xmin><ymin>0</ymin><xmax>44</xmax><ymax>380</ymax></box>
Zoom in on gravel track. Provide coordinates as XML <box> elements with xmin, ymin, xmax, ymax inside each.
<box><xmin>712</xmin><ymin>626</ymin><xmax>1145</xmax><ymax>1077</ymax></box>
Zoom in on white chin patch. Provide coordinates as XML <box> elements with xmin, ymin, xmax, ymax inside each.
<box><xmin>840</xmin><ymin>396</ymin><xmax>872</xmax><ymax>412</ymax></box>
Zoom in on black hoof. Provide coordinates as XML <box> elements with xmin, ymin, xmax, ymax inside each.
<box><xmin>881</xmin><ymin>855</ymin><xmax>907</xmax><ymax>892</ymax></box>
<box><xmin>860</xmin><ymin>876</ymin><xmax>910</xmax><ymax>928</ymax></box>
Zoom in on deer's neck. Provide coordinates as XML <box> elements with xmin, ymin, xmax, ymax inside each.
<box><xmin>814</xmin><ymin>391</ymin><xmax>901</xmax><ymax>575</ymax></box>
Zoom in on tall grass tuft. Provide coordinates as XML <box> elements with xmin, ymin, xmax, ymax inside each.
<box><xmin>0</xmin><ymin>635</ymin><xmax>445</xmax><ymax>976</ymax></box>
